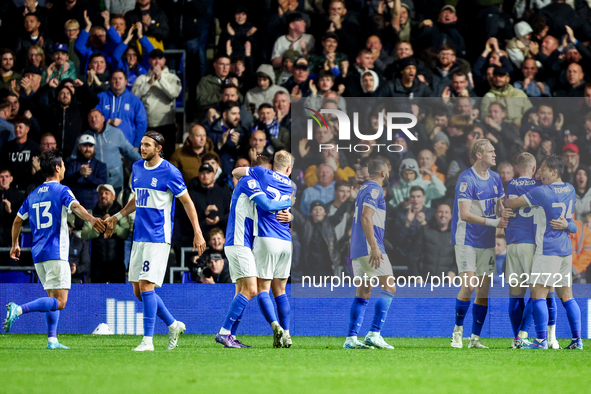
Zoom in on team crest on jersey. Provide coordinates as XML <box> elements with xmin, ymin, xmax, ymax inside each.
<box><xmin>493</xmin><ymin>186</ymin><xmax>498</xmax><ymax>194</ymax></box>
<box><xmin>124</xmin><ymin>103</ymin><xmax>130</xmax><ymax>111</ymax></box>
<box><xmin>151</xmin><ymin>178</ymin><xmax>158</xmax><ymax>187</ymax></box>
<box><xmin>371</xmin><ymin>189</ymin><xmax>379</xmax><ymax>199</ymax></box>
<box><xmin>459</xmin><ymin>182</ymin><xmax>467</xmax><ymax>192</ymax></box>
<box><xmin>248</xmin><ymin>179</ymin><xmax>257</xmax><ymax>189</ymax></box>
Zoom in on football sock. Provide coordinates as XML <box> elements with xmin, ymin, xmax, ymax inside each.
<box><xmin>275</xmin><ymin>294</ymin><xmax>290</xmax><ymax>332</ymax></box>
<box><xmin>455</xmin><ymin>299</ymin><xmax>470</xmax><ymax>327</ymax></box>
<box><xmin>20</xmin><ymin>297</ymin><xmax>58</xmax><ymax>314</ymax></box>
<box><xmin>518</xmin><ymin>298</ymin><xmax>533</xmax><ymax>336</ymax></box>
<box><xmin>221</xmin><ymin>293</ymin><xmax>249</xmax><ymax>333</ymax></box>
<box><xmin>347</xmin><ymin>297</ymin><xmax>369</xmax><ymax>337</ymax></box>
<box><xmin>46</xmin><ymin>310</ymin><xmax>59</xmax><ymax>339</ymax></box>
<box><xmin>257</xmin><ymin>291</ymin><xmax>278</xmax><ymax>325</ymax></box>
<box><xmin>472</xmin><ymin>303</ymin><xmax>488</xmax><ymax>337</ymax></box>
<box><xmin>532</xmin><ymin>298</ymin><xmax>548</xmax><ymax>340</ymax></box>
<box><xmin>370</xmin><ymin>290</ymin><xmax>395</xmax><ymax>333</ymax></box>
<box><xmin>231</xmin><ymin>308</ymin><xmax>245</xmax><ymax>337</ymax></box>
<box><xmin>547</xmin><ymin>292</ymin><xmax>557</xmax><ymax>326</ymax></box>
<box><xmin>141</xmin><ymin>291</ymin><xmax>157</xmax><ymax>337</ymax></box>
<box><xmin>154</xmin><ymin>293</ymin><xmax>175</xmax><ymax>327</ymax></box>
<box><xmin>508</xmin><ymin>295</ymin><xmax>525</xmax><ymax>337</ymax></box>
<box><xmin>562</xmin><ymin>299</ymin><xmax>582</xmax><ymax>340</ymax></box>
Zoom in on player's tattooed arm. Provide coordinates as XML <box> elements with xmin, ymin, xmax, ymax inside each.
<box><xmin>105</xmin><ymin>196</ymin><xmax>136</xmax><ymax>238</ymax></box>
<box><xmin>71</xmin><ymin>201</ymin><xmax>106</xmax><ymax>234</ymax></box>
<box><xmin>10</xmin><ymin>216</ymin><xmax>23</xmax><ymax>260</ymax></box>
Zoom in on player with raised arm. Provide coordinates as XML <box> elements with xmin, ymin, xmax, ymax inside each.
<box><xmin>343</xmin><ymin>159</ymin><xmax>396</xmax><ymax>350</ymax></box>
<box><xmin>215</xmin><ymin>155</ymin><xmax>292</xmax><ymax>349</ymax></box>
<box><xmin>451</xmin><ymin>139</ymin><xmax>511</xmax><ymax>349</ymax></box>
<box><xmin>504</xmin><ymin>152</ymin><xmax>540</xmax><ymax>349</ymax></box>
<box><xmin>104</xmin><ymin>131</ymin><xmax>206</xmax><ymax>352</ymax></box>
<box><xmin>4</xmin><ymin>150</ymin><xmax>105</xmax><ymax>349</ymax></box>
<box><xmin>505</xmin><ymin>154</ymin><xmax>582</xmax><ymax>350</ymax></box>
<box><xmin>233</xmin><ymin>151</ymin><xmax>296</xmax><ymax>348</ymax></box>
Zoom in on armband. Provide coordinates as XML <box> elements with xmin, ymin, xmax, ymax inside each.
<box><xmin>114</xmin><ymin>212</ymin><xmax>123</xmax><ymax>221</ymax></box>
<box><xmin>485</xmin><ymin>218</ymin><xmax>500</xmax><ymax>227</ymax></box>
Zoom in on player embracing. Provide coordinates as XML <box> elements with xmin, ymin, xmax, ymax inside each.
<box><xmin>451</xmin><ymin>139</ymin><xmax>511</xmax><ymax>349</ymax></box>
<box><xmin>344</xmin><ymin>159</ymin><xmax>396</xmax><ymax>350</ymax></box>
<box><xmin>215</xmin><ymin>155</ymin><xmax>292</xmax><ymax>348</ymax></box>
<box><xmin>105</xmin><ymin>131</ymin><xmax>207</xmax><ymax>352</ymax></box>
<box><xmin>4</xmin><ymin>150</ymin><xmax>105</xmax><ymax>349</ymax></box>
<box><xmin>505</xmin><ymin>154</ymin><xmax>582</xmax><ymax>350</ymax></box>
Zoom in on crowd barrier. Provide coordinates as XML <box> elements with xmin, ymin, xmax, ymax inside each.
<box><xmin>0</xmin><ymin>284</ymin><xmax>588</xmax><ymax>338</ymax></box>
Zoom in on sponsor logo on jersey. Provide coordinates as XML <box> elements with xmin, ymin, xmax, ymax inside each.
<box><xmin>493</xmin><ymin>186</ymin><xmax>498</xmax><ymax>194</ymax></box>
<box><xmin>151</xmin><ymin>178</ymin><xmax>158</xmax><ymax>187</ymax></box>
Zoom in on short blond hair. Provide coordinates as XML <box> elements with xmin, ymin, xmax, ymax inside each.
<box><xmin>516</xmin><ymin>152</ymin><xmax>536</xmax><ymax>172</ymax></box>
<box><xmin>64</xmin><ymin>19</ymin><xmax>80</xmax><ymax>30</ymax></box>
<box><xmin>274</xmin><ymin>150</ymin><xmax>294</xmax><ymax>170</ymax></box>
<box><xmin>469</xmin><ymin>139</ymin><xmax>492</xmax><ymax>162</ymax></box>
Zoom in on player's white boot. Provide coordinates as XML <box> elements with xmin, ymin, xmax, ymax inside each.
<box><xmin>281</xmin><ymin>330</ymin><xmax>292</xmax><ymax>348</ymax></box>
<box><xmin>133</xmin><ymin>337</ymin><xmax>154</xmax><ymax>352</ymax></box>
<box><xmin>271</xmin><ymin>322</ymin><xmax>284</xmax><ymax>348</ymax></box>
<box><xmin>167</xmin><ymin>321</ymin><xmax>186</xmax><ymax>350</ymax></box>
<box><xmin>468</xmin><ymin>334</ymin><xmax>489</xmax><ymax>349</ymax></box>
<box><xmin>451</xmin><ymin>325</ymin><xmax>463</xmax><ymax>348</ymax></box>
<box><xmin>364</xmin><ymin>332</ymin><xmax>394</xmax><ymax>349</ymax></box>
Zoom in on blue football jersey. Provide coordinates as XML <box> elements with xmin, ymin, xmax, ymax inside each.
<box><xmin>506</xmin><ymin>177</ymin><xmax>543</xmax><ymax>245</ymax></box>
<box><xmin>225</xmin><ymin>176</ymin><xmax>263</xmax><ymax>248</ymax></box>
<box><xmin>17</xmin><ymin>181</ymin><xmax>78</xmax><ymax>264</ymax></box>
<box><xmin>131</xmin><ymin>159</ymin><xmax>186</xmax><ymax>244</ymax></box>
<box><xmin>247</xmin><ymin>166</ymin><xmax>294</xmax><ymax>241</ymax></box>
<box><xmin>524</xmin><ymin>182</ymin><xmax>576</xmax><ymax>256</ymax></box>
<box><xmin>350</xmin><ymin>181</ymin><xmax>386</xmax><ymax>259</ymax></box>
<box><xmin>451</xmin><ymin>168</ymin><xmax>504</xmax><ymax>248</ymax></box>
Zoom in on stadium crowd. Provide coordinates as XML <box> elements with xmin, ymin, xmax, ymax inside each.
<box><xmin>2</xmin><ymin>0</ymin><xmax>591</xmax><ymax>284</ymax></box>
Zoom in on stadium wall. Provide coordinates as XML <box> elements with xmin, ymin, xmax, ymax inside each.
<box><xmin>1</xmin><ymin>284</ymin><xmax>589</xmax><ymax>338</ymax></box>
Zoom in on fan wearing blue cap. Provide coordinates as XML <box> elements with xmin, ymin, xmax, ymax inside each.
<box><xmin>44</xmin><ymin>43</ymin><xmax>78</xmax><ymax>84</ymax></box>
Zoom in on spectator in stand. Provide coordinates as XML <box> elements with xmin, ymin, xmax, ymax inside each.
<box><xmin>132</xmin><ymin>49</ymin><xmax>181</xmax><ymax>159</ymax></box>
<box><xmin>497</xmin><ymin>161</ymin><xmax>515</xmax><ymax>192</ymax></box>
<box><xmin>109</xmin><ymin>14</ymin><xmax>127</xmax><ymax>37</ymax></box>
<box><xmin>282</xmin><ymin>56</ymin><xmax>315</xmax><ymax>99</ymax></box>
<box><xmin>417</xmin><ymin>149</ymin><xmax>445</xmax><ymax>182</ymax></box>
<box><xmin>441</xmin><ymin>72</ymin><xmax>477</xmax><ymax>100</ymax></box>
<box><xmin>18</xmin><ymin>67</ymin><xmax>43</xmax><ymax>114</ymax></box>
<box><xmin>0</xmin><ymin>116</ymin><xmax>39</xmax><ymax>191</ymax></box>
<box><xmin>481</xmin><ymin>66</ymin><xmax>532</xmax><ymax>126</ymax></box>
<box><xmin>555</xmin><ymin>63</ymin><xmax>587</xmax><ymax>97</ymax></box>
<box><xmin>304</xmin><ymin>70</ymin><xmax>347</xmax><ymax>109</ymax></box>
<box><xmin>68</xmin><ymin>217</ymin><xmax>90</xmax><ymax>284</ymax></box>
<box><xmin>170</xmin><ymin>123</ymin><xmax>213</xmax><ymax>185</ymax></box>
<box><xmin>44</xmin><ymin>43</ymin><xmax>78</xmax><ymax>84</ymax></box>
<box><xmin>308</xmin><ymin>32</ymin><xmax>347</xmax><ymax>77</ymax></box>
<box><xmin>563</xmin><ymin>143</ymin><xmax>582</xmax><ymax>186</ymax></box>
<box><xmin>418</xmin><ymin>202</ymin><xmax>455</xmax><ymax>280</ymax></box>
<box><xmin>105</xmin><ymin>0</ymin><xmax>137</xmax><ymax>15</ymax></box>
<box><xmin>24</xmin><ymin>45</ymin><xmax>47</xmax><ymax>74</ymax></box>
<box><xmin>0</xmin><ymin>100</ymin><xmax>15</xmax><ymax>150</ymax></box>
<box><xmin>48</xmin><ymin>0</ymin><xmax>99</xmax><ymax>44</ymax></box>
<box><xmin>472</xmin><ymin>37</ymin><xmax>514</xmax><ymax>96</ymax></box>
<box><xmin>391</xmin><ymin>186</ymin><xmax>435</xmax><ymax>277</ymax></box>
<box><xmin>71</xmin><ymin>109</ymin><xmax>141</xmax><ymax>194</ymax></box>
<box><xmin>365</xmin><ymin>35</ymin><xmax>393</xmax><ymax>76</ymax></box>
<box><xmin>208</xmin><ymin>101</ymin><xmax>245</xmax><ymax>175</ymax></box>
<box><xmin>245</xmin><ymin>129</ymin><xmax>274</xmax><ymax>162</ymax></box>
<box><xmin>27</xmin><ymin>133</ymin><xmax>56</xmax><ymax>191</ymax></box>
<box><xmin>506</xmin><ymin>21</ymin><xmax>537</xmax><ymax>69</ymax></box>
<box><xmin>273</xmin><ymin>90</ymin><xmax>291</xmax><ymax>130</ymax></box>
<box><xmin>203</xmin><ymin>83</ymin><xmax>252</xmax><ymax>132</ymax></box>
<box><xmin>75</xmin><ymin>10</ymin><xmax>122</xmax><ymax>73</ymax></box>
<box><xmin>514</xmin><ymin>58</ymin><xmax>551</xmax><ymax>97</ymax></box>
<box><xmin>387</xmin><ymin>41</ymin><xmax>432</xmax><ymax>84</ymax></box>
<box><xmin>82</xmin><ymin>183</ymin><xmax>130</xmax><ymax>283</ymax></box>
<box><xmin>84</xmin><ymin>52</ymin><xmax>111</xmax><ymax>94</ymax></box>
<box><xmin>64</xmin><ymin>134</ymin><xmax>108</xmax><ymax>210</ymax></box>
<box><xmin>0</xmin><ymin>168</ymin><xmax>24</xmax><ymax>246</ymax></box>
<box><xmin>574</xmin><ymin>166</ymin><xmax>591</xmax><ymax>221</ymax></box>
<box><xmin>0</xmin><ymin>49</ymin><xmax>20</xmax><ymax>91</ymax></box>
<box><xmin>15</xmin><ymin>0</ymin><xmax>49</xmax><ymax>36</ymax></box>
<box><xmin>196</xmin><ymin>55</ymin><xmax>231</xmax><ymax>119</ymax></box>
<box><xmin>96</xmin><ymin>69</ymin><xmax>148</xmax><ymax>148</ymax></box>
<box><xmin>245</xmin><ymin>64</ymin><xmax>289</xmax><ymax>113</ymax></box>
<box><xmin>271</xmin><ymin>12</ymin><xmax>315</xmax><ymax>69</ymax></box>
<box><xmin>431</xmin><ymin>45</ymin><xmax>470</xmax><ymax>97</ymax></box>
<box><xmin>217</xmin><ymin>5</ymin><xmax>258</xmax><ymax>61</ymax></box>
<box><xmin>343</xmin><ymin>49</ymin><xmax>379</xmax><ymax>98</ymax></box>
<box><xmin>254</xmin><ymin>103</ymin><xmax>290</xmax><ymax>151</ymax></box>
<box><xmin>187</xmin><ymin>162</ymin><xmax>231</xmax><ymax>236</ymax></box>
<box><xmin>15</xmin><ymin>13</ymin><xmax>53</xmax><ymax>69</ymax></box>
<box><xmin>199</xmin><ymin>252</ymin><xmax>232</xmax><ymax>284</ymax></box>
<box><xmin>124</xmin><ymin>0</ymin><xmax>169</xmax><ymax>51</ymax></box>
<box><xmin>386</xmin><ymin>57</ymin><xmax>433</xmax><ymax>97</ymax></box>
<box><xmin>318</xmin><ymin>0</ymin><xmax>360</xmax><ymax>59</ymax></box>
<box><xmin>112</xmin><ymin>22</ymin><xmax>153</xmax><ymax>90</ymax></box>
<box><xmin>300</xmin><ymin>163</ymin><xmax>336</xmax><ymax>215</ymax></box>
<box><xmin>325</xmin><ymin>179</ymin><xmax>353</xmax><ymax>249</ymax></box>
<box><xmin>389</xmin><ymin>158</ymin><xmax>446</xmax><ymax>209</ymax></box>
<box><xmin>416</xmin><ymin>5</ymin><xmax>465</xmax><ymax>58</ymax></box>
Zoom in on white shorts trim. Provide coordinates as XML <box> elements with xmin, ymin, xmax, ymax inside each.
<box><xmin>454</xmin><ymin>245</ymin><xmax>495</xmax><ymax>276</ymax></box>
<box><xmin>35</xmin><ymin>260</ymin><xmax>71</xmax><ymax>290</ymax></box>
<box><xmin>129</xmin><ymin>242</ymin><xmax>171</xmax><ymax>287</ymax></box>
<box><xmin>352</xmin><ymin>254</ymin><xmax>393</xmax><ymax>278</ymax></box>
<box><xmin>505</xmin><ymin>243</ymin><xmax>535</xmax><ymax>284</ymax></box>
<box><xmin>225</xmin><ymin>245</ymin><xmax>257</xmax><ymax>282</ymax></box>
<box><xmin>530</xmin><ymin>254</ymin><xmax>573</xmax><ymax>287</ymax></box>
<box><xmin>253</xmin><ymin>237</ymin><xmax>292</xmax><ymax>280</ymax></box>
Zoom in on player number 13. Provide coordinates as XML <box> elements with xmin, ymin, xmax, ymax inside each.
<box><xmin>32</xmin><ymin>201</ymin><xmax>53</xmax><ymax>229</ymax></box>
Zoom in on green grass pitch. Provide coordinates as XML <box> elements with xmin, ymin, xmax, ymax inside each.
<box><xmin>0</xmin><ymin>335</ymin><xmax>590</xmax><ymax>394</ymax></box>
